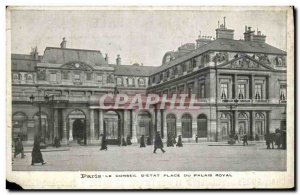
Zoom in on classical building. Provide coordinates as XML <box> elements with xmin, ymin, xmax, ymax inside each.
<box><xmin>11</xmin><ymin>20</ymin><xmax>287</xmax><ymax>145</ymax></box>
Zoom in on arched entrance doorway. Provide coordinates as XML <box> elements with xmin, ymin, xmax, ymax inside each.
<box><xmin>68</xmin><ymin>110</ymin><xmax>86</xmax><ymax>145</ymax></box>
<box><xmin>181</xmin><ymin>113</ymin><xmax>192</xmax><ymax>138</ymax></box>
<box><xmin>167</xmin><ymin>113</ymin><xmax>176</xmax><ymax>137</ymax></box>
<box><xmin>197</xmin><ymin>114</ymin><xmax>207</xmax><ymax>138</ymax></box>
<box><xmin>104</xmin><ymin>110</ymin><xmax>120</xmax><ymax>144</ymax></box>
<box><xmin>220</xmin><ymin>112</ymin><xmax>231</xmax><ymax>140</ymax></box>
<box><xmin>137</xmin><ymin>111</ymin><xmax>152</xmax><ymax>142</ymax></box>
<box><xmin>255</xmin><ymin>112</ymin><xmax>266</xmax><ymax>140</ymax></box>
<box><xmin>238</xmin><ymin>112</ymin><xmax>249</xmax><ymax>136</ymax></box>
<box><xmin>12</xmin><ymin>112</ymin><xmax>28</xmax><ymax>142</ymax></box>
<box><xmin>33</xmin><ymin>112</ymin><xmax>49</xmax><ymax>142</ymax></box>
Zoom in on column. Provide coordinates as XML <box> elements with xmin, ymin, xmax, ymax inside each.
<box><xmin>251</xmin><ymin>111</ymin><xmax>255</xmax><ymax>139</ymax></box>
<box><xmin>89</xmin><ymin>109</ymin><xmax>96</xmax><ymax>143</ymax></box>
<box><xmin>131</xmin><ymin>110</ymin><xmax>138</xmax><ymax>143</ymax></box>
<box><xmin>233</xmin><ymin>74</ymin><xmax>237</xmax><ymax>99</ymax></box>
<box><xmin>194</xmin><ymin>78</ymin><xmax>199</xmax><ymax>98</ymax></box>
<box><xmin>99</xmin><ymin>110</ymin><xmax>104</xmax><ymax>136</ymax></box>
<box><xmin>123</xmin><ymin>110</ymin><xmax>129</xmax><ymax>137</ymax></box>
<box><xmin>157</xmin><ymin>109</ymin><xmax>161</xmax><ymax>133</ymax></box>
<box><xmin>251</xmin><ymin>74</ymin><xmax>255</xmax><ymax>99</ymax></box>
<box><xmin>234</xmin><ymin>110</ymin><xmax>238</xmax><ymax>135</ymax></box>
<box><xmin>176</xmin><ymin>115</ymin><xmax>182</xmax><ymax>136</ymax></box>
<box><xmin>69</xmin><ymin>119</ymin><xmax>73</xmax><ymax>141</ymax></box>
<box><xmin>53</xmin><ymin>108</ymin><xmax>59</xmax><ymax>138</ymax></box>
<box><xmin>61</xmin><ymin>109</ymin><xmax>68</xmax><ymax>145</ymax></box>
<box><xmin>162</xmin><ymin>110</ymin><xmax>167</xmax><ymax>140</ymax></box>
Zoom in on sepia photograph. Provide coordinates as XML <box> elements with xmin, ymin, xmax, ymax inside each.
<box><xmin>6</xmin><ymin>6</ymin><xmax>294</xmax><ymax>189</ymax></box>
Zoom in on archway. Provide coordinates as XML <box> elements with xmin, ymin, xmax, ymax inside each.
<box><xmin>197</xmin><ymin>114</ymin><xmax>207</xmax><ymax>138</ymax></box>
<box><xmin>167</xmin><ymin>113</ymin><xmax>176</xmax><ymax>137</ymax></box>
<box><xmin>220</xmin><ymin>112</ymin><xmax>231</xmax><ymax>140</ymax></box>
<box><xmin>68</xmin><ymin>110</ymin><xmax>86</xmax><ymax>145</ymax></box>
<box><xmin>255</xmin><ymin>112</ymin><xmax>266</xmax><ymax>140</ymax></box>
<box><xmin>104</xmin><ymin>110</ymin><xmax>120</xmax><ymax>144</ymax></box>
<box><xmin>12</xmin><ymin>112</ymin><xmax>28</xmax><ymax>141</ymax></box>
<box><xmin>137</xmin><ymin>111</ymin><xmax>152</xmax><ymax>141</ymax></box>
<box><xmin>181</xmin><ymin>113</ymin><xmax>192</xmax><ymax>138</ymax></box>
<box><xmin>238</xmin><ymin>112</ymin><xmax>249</xmax><ymax>136</ymax></box>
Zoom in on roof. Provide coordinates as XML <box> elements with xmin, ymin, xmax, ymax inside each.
<box><xmin>11</xmin><ymin>54</ymin><xmax>41</xmax><ymax>71</ymax></box>
<box><xmin>110</xmin><ymin>64</ymin><xmax>157</xmax><ymax>77</ymax></box>
<box><xmin>41</xmin><ymin>47</ymin><xmax>108</xmax><ymax>66</ymax></box>
<box><xmin>153</xmin><ymin>38</ymin><xmax>287</xmax><ymax>74</ymax></box>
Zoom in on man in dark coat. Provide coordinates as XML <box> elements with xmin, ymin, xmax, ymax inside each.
<box><xmin>265</xmin><ymin>133</ymin><xmax>271</xmax><ymax>149</ymax></box>
<box><xmin>100</xmin><ymin>134</ymin><xmax>108</xmax><ymax>151</ymax></box>
<box><xmin>31</xmin><ymin>135</ymin><xmax>46</xmax><ymax>165</ymax></box>
<box><xmin>126</xmin><ymin>135</ymin><xmax>132</xmax><ymax>145</ymax></box>
<box><xmin>140</xmin><ymin>135</ymin><xmax>146</xmax><ymax>148</ymax></box>
<box><xmin>176</xmin><ymin>135</ymin><xmax>183</xmax><ymax>147</ymax></box>
<box><xmin>14</xmin><ymin>137</ymin><xmax>25</xmax><ymax>158</ymax></box>
<box><xmin>153</xmin><ymin>132</ymin><xmax>165</xmax><ymax>153</ymax></box>
<box><xmin>195</xmin><ymin>135</ymin><xmax>198</xmax><ymax>143</ymax></box>
<box><xmin>242</xmin><ymin>134</ymin><xmax>248</xmax><ymax>146</ymax></box>
<box><xmin>234</xmin><ymin>134</ymin><xmax>239</xmax><ymax>143</ymax></box>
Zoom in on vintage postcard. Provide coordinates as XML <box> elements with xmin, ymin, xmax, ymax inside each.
<box><xmin>6</xmin><ymin>6</ymin><xmax>294</xmax><ymax>189</ymax></box>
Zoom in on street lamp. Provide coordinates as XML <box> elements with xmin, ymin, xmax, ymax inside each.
<box><xmin>223</xmin><ymin>98</ymin><xmax>239</xmax><ymax>138</ymax></box>
<box><xmin>29</xmin><ymin>94</ymin><xmax>53</xmax><ymax>144</ymax></box>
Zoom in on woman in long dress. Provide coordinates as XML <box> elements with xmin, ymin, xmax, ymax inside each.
<box><xmin>31</xmin><ymin>135</ymin><xmax>46</xmax><ymax>165</ymax></box>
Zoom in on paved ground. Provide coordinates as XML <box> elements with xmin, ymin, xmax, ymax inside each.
<box><xmin>12</xmin><ymin>142</ymin><xmax>286</xmax><ymax>171</ymax></box>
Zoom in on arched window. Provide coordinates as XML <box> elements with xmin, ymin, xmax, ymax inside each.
<box><xmin>167</xmin><ymin>114</ymin><xmax>177</xmax><ymax>137</ymax></box>
<box><xmin>197</xmin><ymin>114</ymin><xmax>207</xmax><ymax>138</ymax></box>
<box><xmin>181</xmin><ymin>114</ymin><xmax>192</xmax><ymax>138</ymax></box>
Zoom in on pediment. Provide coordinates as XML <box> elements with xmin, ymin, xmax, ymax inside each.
<box><xmin>218</xmin><ymin>55</ymin><xmax>274</xmax><ymax>71</ymax></box>
<box><xmin>61</xmin><ymin>61</ymin><xmax>94</xmax><ymax>71</ymax></box>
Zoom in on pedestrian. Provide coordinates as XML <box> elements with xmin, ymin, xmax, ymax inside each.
<box><xmin>195</xmin><ymin>134</ymin><xmax>198</xmax><ymax>143</ymax></box>
<box><xmin>242</xmin><ymin>134</ymin><xmax>248</xmax><ymax>146</ymax></box>
<box><xmin>234</xmin><ymin>133</ymin><xmax>239</xmax><ymax>143</ymax></box>
<box><xmin>14</xmin><ymin>137</ymin><xmax>25</xmax><ymax>159</ymax></box>
<box><xmin>140</xmin><ymin>135</ymin><xmax>146</xmax><ymax>148</ymax></box>
<box><xmin>167</xmin><ymin>134</ymin><xmax>174</xmax><ymax>147</ymax></box>
<box><xmin>126</xmin><ymin>135</ymin><xmax>132</xmax><ymax>145</ymax></box>
<box><xmin>146</xmin><ymin>136</ymin><xmax>152</xmax><ymax>145</ymax></box>
<box><xmin>153</xmin><ymin>132</ymin><xmax>166</xmax><ymax>153</ymax></box>
<box><xmin>54</xmin><ymin>136</ymin><xmax>61</xmax><ymax>148</ymax></box>
<box><xmin>100</xmin><ymin>134</ymin><xmax>108</xmax><ymax>151</ymax></box>
<box><xmin>31</xmin><ymin>135</ymin><xmax>46</xmax><ymax>165</ymax></box>
<box><xmin>176</xmin><ymin>135</ymin><xmax>183</xmax><ymax>147</ymax></box>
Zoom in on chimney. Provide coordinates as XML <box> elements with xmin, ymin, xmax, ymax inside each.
<box><xmin>243</xmin><ymin>26</ymin><xmax>255</xmax><ymax>41</ymax></box>
<box><xmin>30</xmin><ymin>46</ymin><xmax>39</xmax><ymax>60</ymax></box>
<box><xmin>116</xmin><ymin>54</ymin><xmax>121</xmax><ymax>65</ymax></box>
<box><xmin>60</xmin><ymin>37</ymin><xmax>67</xmax><ymax>48</ymax></box>
<box><xmin>252</xmin><ymin>28</ymin><xmax>266</xmax><ymax>43</ymax></box>
<box><xmin>105</xmin><ymin>53</ymin><xmax>109</xmax><ymax>63</ymax></box>
<box><xmin>196</xmin><ymin>34</ymin><xmax>213</xmax><ymax>48</ymax></box>
<box><xmin>215</xmin><ymin>17</ymin><xmax>234</xmax><ymax>40</ymax></box>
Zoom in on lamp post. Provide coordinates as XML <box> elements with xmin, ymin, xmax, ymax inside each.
<box><xmin>29</xmin><ymin>94</ymin><xmax>53</xmax><ymax>142</ymax></box>
<box><xmin>223</xmin><ymin>98</ymin><xmax>239</xmax><ymax>138</ymax></box>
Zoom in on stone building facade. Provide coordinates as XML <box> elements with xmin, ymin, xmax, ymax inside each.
<box><xmin>11</xmin><ymin>21</ymin><xmax>287</xmax><ymax>145</ymax></box>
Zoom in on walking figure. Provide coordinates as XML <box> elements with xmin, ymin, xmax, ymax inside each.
<box><xmin>172</xmin><ymin>135</ymin><xmax>177</xmax><ymax>145</ymax></box>
<box><xmin>153</xmin><ymin>132</ymin><xmax>166</xmax><ymax>153</ymax></box>
<box><xmin>195</xmin><ymin>134</ymin><xmax>198</xmax><ymax>143</ymax></box>
<box><xmin>14</xmin><ymin>137</ymin><xmax>25</xmax><ymax>159</ymax></box>
<box><xmin>242</xmin><ymin>134</ymin><xmax>248</xmax><ymax>146</ymax></box>
<box><xmin>140</xmin><ymin>135</ymin><xmax>146</xmax><ymax>148</ymax></box>
<box><xmin>126</xmin><ymin>135</ymin><xmax>132</xmax><ymax>145</ymax></box>
<box><xmin>265</xmin><ymin>133</ymin><xmax>271</xmax><ymax>149</ymax></box>
<box><xmin>176</xmin><ymin>135</ymin><xmax>183</xmax><ymax>147</ymax></box>
<box><xmin>100</xmin><ymin>134</ymin><xmax>108</xmax><ymax>151</ymax></box>
<box><xmin>234</xmin><ymin>133</ymin><xmax>239</xmax><ymax>143</ymax></box>
<box><xmin>31</xmin><ymin>135</ymin><xmax>46</xmax><ymax>165</ymax></box>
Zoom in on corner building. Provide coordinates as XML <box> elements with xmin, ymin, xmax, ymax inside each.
<box><xmin>11</xmin><ymin>21</ymin><xmax>287</xmax><ymax>145</ymax></box>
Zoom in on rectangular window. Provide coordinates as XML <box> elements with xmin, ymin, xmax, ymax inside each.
<box><xmin>62</xmin><ymin>72</ymin><xmax>68</xmax><ymax>80</ymax></box>
<box><xmin>280</xmin><ymin>85</ymin><xmax>287</xmax><ymax>100</ymax></box>
<box><xmin>74</xmin><ymin>73</ymin><xmax>80</xmax><ymax>81</ymax></box>
<box><xmin>220</xmin><ymin>83</ymin><xmax>228</xmax><ymax>99</ymax></box>
<box><xmin>86</xmin><ymin>72</ymin><xmax>92</xmax><ymax>81</ymax></box>
<box><xmin>199</xmin><ymin>83</ymin><xmax>205</xmax><ymax>98</ymax></box>
<box><xmin>255</xmin><ymin>84</ymin><xmax>262</xmax><ymax>99</ymax></box>
<box><xmin>50</xmin><ymin>73</ymin><xmax>57</xmax><ymax>82</ymax></box>
<box><xmin>238</xmin><ymin>84</ymin><xmax>246</xmax><ymax>99</ymax></box>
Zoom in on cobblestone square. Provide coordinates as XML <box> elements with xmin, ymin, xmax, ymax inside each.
<box><xmin>12</xmin><ymin>142</ymin><xmax>286</xmax><ymax>171</ymax></box>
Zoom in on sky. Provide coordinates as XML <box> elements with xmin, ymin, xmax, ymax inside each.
<box><xmin>10</xmin><ymin>8</ymin><xmax>287</xmax><ymax>66</ymax></box>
